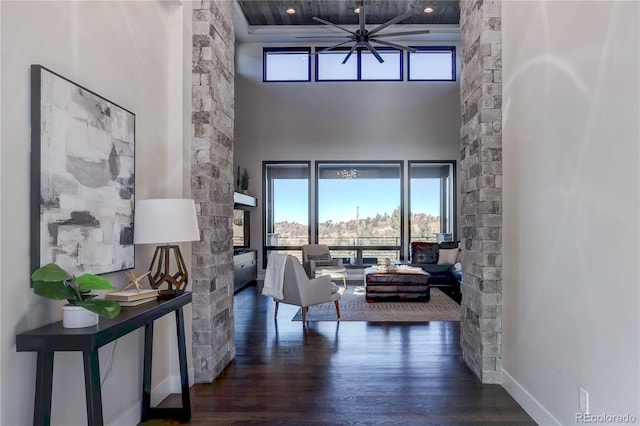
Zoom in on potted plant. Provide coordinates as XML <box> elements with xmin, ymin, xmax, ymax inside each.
<box><xmin>240</xmin><ymin>168</ymin><xmax>250</xmax><ymax>194</ymax></box>
<box><xmin>32</xmin><ymin>263</ymin><xmax>121</xmax><ymax>328</ymax></box>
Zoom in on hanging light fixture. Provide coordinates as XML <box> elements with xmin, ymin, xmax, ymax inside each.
<box><xmin>337</xmin><ymin>169</ymin><xmax>358</xmax><ymax>179</ymax></box>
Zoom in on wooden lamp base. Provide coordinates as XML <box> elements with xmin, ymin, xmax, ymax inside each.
<box><xmin>147</xmin><ymin>245</ymin><xmax>189</xmax><ymax>298</ymax></box>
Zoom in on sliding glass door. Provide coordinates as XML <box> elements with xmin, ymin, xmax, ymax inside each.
<box><xmin>316</xmin><ymin>162</ymin><xmax>403</xmax><ymax>264</ymax></box>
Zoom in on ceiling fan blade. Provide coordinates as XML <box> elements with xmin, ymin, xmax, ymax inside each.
<box><xmin>370</xmin><ymin>38</ymin><xmax>417</xmax><ymax>52</ymax></box>
<box><xmin>342</xmin><ymin>44</ymin><xmax>358</xmax><ymax>64</ymax></box>
<box><xmin>368</xmin><ymin>11</ymin><xmax>413</xmax><ymax>36</ymax></box>
<box><xmin>364</xmin><ymin>41</ymin><xmax>384</xmax><ymax>63</ymax></box>
<box><xmin>296</xmin><ymin>36</ymin><xmax>352</xmax><ymax>39</ymax></box>
<box><xmin>312</xmin><ymin>17</ymin><xmax>356</xmax><ymax>36</ymax></box>
<box><xmin>373</xmin><ymin>30</ymin><xmax>431</xmax><ymax>38</ymax></box>
<box><xmin>313</xmin><ymin>40</ymin><xmax>355</xmax><ymax>55</ymax></box>
<box><xmin>359</xmin><ymin>0</ymin><xmax>366</xmax><ymax>36</ymax></box>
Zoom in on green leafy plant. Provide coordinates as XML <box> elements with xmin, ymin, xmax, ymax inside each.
<box><xmin>32</xmin><ymin>263</ymin><xmax>121</xmax><ymax>319</ymax></box>
<box><xmin>240</xmin><ymin>168</ymin><xmax>250</xmax><ymax>191</ymax></box>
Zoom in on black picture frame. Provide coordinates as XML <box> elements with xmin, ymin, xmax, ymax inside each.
<box><xmin>30</xmin><ymin>65</ymin><xmax>136</xmax><ymax>277</ymax></box>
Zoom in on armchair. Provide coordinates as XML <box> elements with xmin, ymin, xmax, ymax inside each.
<box><xmin>301</xmin><ymin>244</ymin><xmax>348</xmax><ymax>289</ymax></box>
<box><xmin>270</xmin><ymin>255</ymin><xmax>341</xmax><ymax>323</ymax></box>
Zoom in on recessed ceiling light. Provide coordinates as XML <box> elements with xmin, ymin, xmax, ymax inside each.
<box><xmin>354</xmin><ymin>7</ymin><xmax>361</xmax><ymax>14</ymax></box>
<box><xmin>424</xmin><ymin>6</ymin><xmax>434</xmax><ymax>13</ymax></box>
<box><xmin>286</xmin><ymin>7</ymin><xmax>296</xmax><ymax>14</ymax></box>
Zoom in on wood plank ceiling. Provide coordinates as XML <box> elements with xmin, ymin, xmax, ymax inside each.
<box><xmin>236</xmin><ymin>1</ymin><xmax>460</xmax><ymax>26</ymax></box>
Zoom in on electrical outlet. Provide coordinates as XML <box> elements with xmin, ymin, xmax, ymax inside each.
<box><xmin>579</xmin><ymin>387</ymin><xmax>589</xmax><ymax>414</ymax></box>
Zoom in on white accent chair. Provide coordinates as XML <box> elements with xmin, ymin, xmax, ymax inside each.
<box><xmin>271</xmin><ymin>255</ymin><xmax>341</xmax><ymax>324</ymax></box>
<box><xmin>302</xmin><ymin>244</ymin><xmax>348</xmax><ymax>289</ymax></box>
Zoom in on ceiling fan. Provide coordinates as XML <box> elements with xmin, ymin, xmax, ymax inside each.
<box><xmin>301</xmin><ymin>0</ymin><xmax>431</xmax><ymax>64</ymax></box>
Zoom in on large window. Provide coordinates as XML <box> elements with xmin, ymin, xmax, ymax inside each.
<box><xmin>409</xmin><ymin>161</ymin><xmax>456</xmax><ymax>243</ymax></box>
<box><xmin>263</xmin><ymin>162</ymin><xmax>310</xmax><ymax>265</ymax></box>
<box><xmin>316</xmin><ymin>162</ymin><xmax>403</xmax><ymax>263</ymax></box>
<box><xmin>263</xmin><ymin>160</ymin><xmax>456</xmax><ymax>265</ymax></box>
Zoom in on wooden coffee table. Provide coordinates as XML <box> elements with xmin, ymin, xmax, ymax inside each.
<box><xmin>364</xmin><ymin>267</ymin><xmax>431</xmax><ymax>302</ymax></box>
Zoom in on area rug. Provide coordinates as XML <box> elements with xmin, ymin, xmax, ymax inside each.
<box><xmin>292</xmin><ymin>286</ymin><xmax>460</xmax><ymax>322</ymax></box>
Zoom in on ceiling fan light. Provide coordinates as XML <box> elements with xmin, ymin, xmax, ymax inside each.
<box><xmin>424</xmin><ymin>7</ymin><xmax>434</xmax><ymax>14</ymax></box>
<box><xmin>286</xmin><ymin>7</ymin><xmax>296</xmax><ymax>14</ymax></box>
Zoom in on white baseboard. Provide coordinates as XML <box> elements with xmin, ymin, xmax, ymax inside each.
<box><xmin>150</xmin><ymin>374</ymin><xmax>173</xmax><ymax>407</ymax></box>
<box><xmin>169</xmin><ymin>367</ymin><xmax>195</xmax><ymax>393</ymax></box>
<box><xmin>501</xmin><ymin>368</ymin><xmax>560</xmax><ymax>425</ymax></box>
<box><xmin>108</xmin><ymin>367</ymin><xmax>195</xmax><ymax>426</ymax></box>
<box><xmin>108</xmin><ymin>401</ymin><xmax>140</xmax><ymax>426</ymax></box>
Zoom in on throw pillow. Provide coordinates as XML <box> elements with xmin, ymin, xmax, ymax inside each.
<box><xmin>437</xmin><ymin>248</ymin><xmax>459</xmax><ymax>265</ymax></box>
<box><xmin>410</xmin><ymin>242</ymin><xmax>439</xmax><ymax>264</ymax></box>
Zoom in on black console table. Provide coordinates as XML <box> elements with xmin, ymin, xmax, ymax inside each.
<box><xmin>16</xmin><ymin>292</ymin><xmax>192</xmax><ymax>426</ymax></box>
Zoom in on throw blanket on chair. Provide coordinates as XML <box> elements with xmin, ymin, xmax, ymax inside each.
<box><xmin>262</xmin><ymin>253</ymin><xmax>287</xmax><ymax>300</ymax></box>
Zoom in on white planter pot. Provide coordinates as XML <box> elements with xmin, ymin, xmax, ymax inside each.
<box><xmin>62</xmin><ymin>305</ymin><xmax>99</xmax><ymax>328</ymax></box>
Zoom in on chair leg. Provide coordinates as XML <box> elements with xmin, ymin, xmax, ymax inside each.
<box><xmin>302</xmin><ymin>307</ymin><xmax>308</xmax><ymax>324</ymax></box>
<box><xmin>334</xmin><ymin>301</ymin><xmax>340</xmax><ymax>319</ymax></box>
<box><xmin>274</xmin><ymin>301</ymin><xmax>279</xmax><ymax>319</ymax></box>
<box><xmin>342</xmin><ymin>276</ymin><xmax>347</xmax><ymax>289</ymax></box>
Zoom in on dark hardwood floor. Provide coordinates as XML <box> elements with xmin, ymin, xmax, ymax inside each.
<box><xmin>146</xmin><ymin>282</ymin><xmax>534</xmax><ymax>425</ymax></box>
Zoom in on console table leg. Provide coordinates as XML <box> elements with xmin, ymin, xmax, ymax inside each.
<box><xmin>82</xmin><ymin>350</ymin><xmax>103</xmax><ymax>426</ymax></box>
<box><xmin>33</xmin><ymin>351</ymin><xmax>54</xmax><ymax>426</ymax></box>
<box><xmin>175</xmin><ymin>307</ymin><xmax>191</xmax><ymax>421</ymax></box>
<box><xmin>141</xmin><ymin>322</ymin><xmax>154</xmax><ymax>422</ymax></box>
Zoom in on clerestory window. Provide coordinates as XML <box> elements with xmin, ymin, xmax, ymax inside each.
<box><xmin>263</xmin><ymin>46</ymin><xmax>455</xmax><ymax>82</ymax></box>
<box><xmin>263</xmin><ymin>48</ymin><xmax>311</xmax><ymax>82</ymax></box>
<box><xmin>315</xmin><ymin>48</ymin><xmax>402</xmax><ymax>81</ymax></box>
<box><xmin>408</xmin><ymin>47</ymin><xmax>456</xmax><ymax>81</ymax></box>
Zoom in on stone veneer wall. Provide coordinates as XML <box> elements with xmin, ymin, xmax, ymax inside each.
<box><xmin>191</xmin><ymin>0</ymin><xmax>236</xmax><ymax>383</ymax></box>
<box><xmin>459</xmin><ymin>0</ymin><xmax>503</xmax><ymax>383</ymax></box>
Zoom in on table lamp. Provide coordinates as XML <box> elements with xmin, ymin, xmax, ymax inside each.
<box><xmin>134</xmin><ymin>198</ymin><xmax>200</xmax><ymax>298</ymax></box>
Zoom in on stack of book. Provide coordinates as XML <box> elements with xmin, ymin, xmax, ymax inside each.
<box><xmin>105</xmin><ymin>289</ymin><xmax>159</xmax><ymax>307</ymax></box>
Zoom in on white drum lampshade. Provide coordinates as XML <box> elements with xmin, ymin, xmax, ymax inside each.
<box><xmin>134</xmin><ymin>199</ymin><xmax>200</xmax><ymax>296</ymax></box>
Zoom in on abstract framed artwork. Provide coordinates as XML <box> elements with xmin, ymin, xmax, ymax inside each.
<box><xmin>30</xmin><ymin>65</ymin><xmax>135</xmax><ymax>276</ymax></box>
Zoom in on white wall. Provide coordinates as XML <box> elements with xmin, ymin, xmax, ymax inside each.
<box><xmin>502</xmin><ymin>1</ymin><xmax>639</xmax><ymax>424</ymax></box>
<box><xmin>1</xmin><ymin>2</ymin><xmax>191</xmax><ymax>425</ymax></box>
<box><xmin>235</xmin><ymin>42</ymin><xmax>462</xmax><ymax>269</ymax></box>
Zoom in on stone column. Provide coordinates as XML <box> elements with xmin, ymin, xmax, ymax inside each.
<box><xmin>459</xmin><ymin>0</ymin><xmax>503</xmax><ymax>384</ymax></box>
<box><xmin>191</xmin><ymin>0</ymin><xmax>236</xmax><ymax>383</ymax></box>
